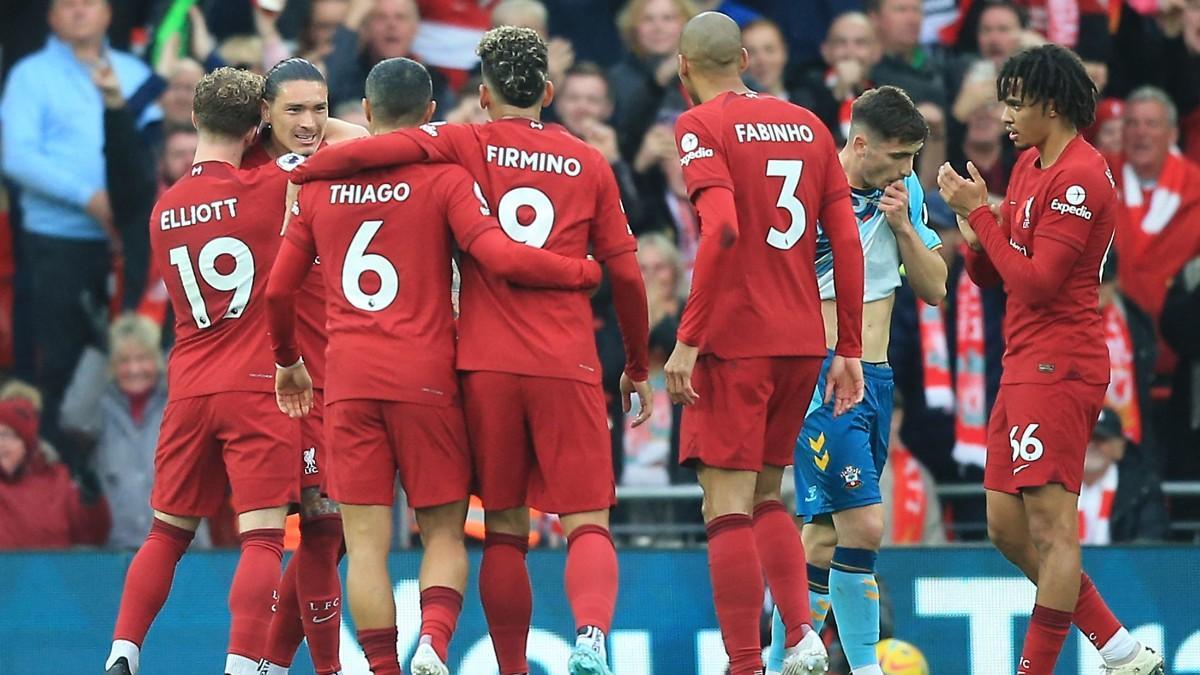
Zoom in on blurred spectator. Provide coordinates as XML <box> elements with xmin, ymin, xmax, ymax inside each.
<box><xmin>879</xmin><ymin>392</ymin><xmax>946</xmax><ymax>544</ymax></box>
<box><xmin>94</xmin><ymin>58</ymin><xmax>157</xmax><ymax>312</ymax></box>
<box><xmin>954</xmin><ymin>100</ymin><xmax>1014</xmax><ymax>196</ymax></box>
<box><xmin>868</xmin><ymin>0</ymin><xmax>952</xmax><ymax>108</ymax></box>
<box><xmin>0</xmin><ymin>397</ymin><xmax>111</xmax><ymax>549</ymax></box>
<box><xmin>890</xmin><ymin>194</ymin><xmax>1006</xmax><ymax>492</ymax></box>
<box><xmin>492</xmin><ymin>0</ymin><xmax>574</xmax><ymax>88</ymax></box>
<box><xmin>216</xmin><ymin>34</ymin><xmax>266</xmax><ymax>74</ymax></box>
<box><xmin>1111</xmin><ymin>87</ymin><xmax>1200</xmax><ymax>377</ymax></box>
<box><xmin>866</xmin><ymin>0</ymin><xmax>948</xmax><ymax>185</ymax></box>
<box><xmin>782</xmin><ymin>12</ymin><xmax>881</xmax><ymax>144</ymax></box>
<box><xmin>0</xmin><ymin>0</ymin><xmax>158</xmax><ymax>462</ymax></box>
<box><xmin>443</xmin><ymin>75</ymin><xmax>490</xmax><ymax>125</ymax></box>
<box><xmin>554</xmin><ymin>63</ymin><xmax>646</xmax><ymax>231</ymax></box>
<box><xmin>59</xmin><ymin>314</ymin><xmax>205</xmax><ymax>550</ymax></box>
<box><xmin>296</xmin><ymin>0</ymin><xmax>351</xmax><ymax>71</ymax></box>
<box><xmin>742</xmin><ymin>18</ymin><xmax>791</xmax><ymax>98</ymax></box>
<box><xmin>1078</xmin><ymin>408</ymin><xmax>1167</xmax><ymax>544</ymax></box>
<box><xmin>1153</xmin><ymin>0</ymin><xmax>1200</xmax><ymax>163</ymax></box>
<box><xmin>740</xmin><ymin>0</ymin><xmax>864</xmax><ymax>69</ymax></box>
<box><xmin>610</xmin><ymin>0</ymin><xmax>697</xmax><ymax>161</ymax></box>
<box><xmin>622</xmin><ymin>234</ymin><xmax>685</xmax><ymax>487</ymax></box>
<box><xmin>158</xmin><ymin>124</ymin><xmax>199</xmax><ymax>191</ymax></box>
<box><xmin>157</xmin><ymin>59</ymin><xmax>204</xmax><ymax>128</ymax></box>
<box><xmin>1099</xmin><ymin>254</ymin><xmax>1159</xmax><ymax>470</ymax></box>
<box><xmin>1161</xmin><ymin>256</ymin><xmax>1200</xmax><ymax>480</ymax></box>
<box><xmin>326</xmin><ymin>0</ymin><xmax>450</xmax><ymax>109</ymax></box>
<box><xmin>1086</xmin><ymin>98</ymin><xmax>1125</xmax><ymax>155</ymax></box>
<box><xmin>633</xmin><ymin>119</ymin><xmax>699</xmax><ymax>263</ymax></box>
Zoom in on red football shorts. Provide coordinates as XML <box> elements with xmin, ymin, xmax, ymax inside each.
<box><xmin>984</xmin><ymin>381</ymin><xmax>1107</xmax><ymax>495</ymax></box>
<box><xmin>152</xmin><ymin>392</ymin><xmax>299</xmax><ymax>517</ymax></box>
<box><xmin>299</xmin><ymin>388</ymin><xmax>325</xmax><ymax>492</ymax></box>
<box><xmin>462</xmin><ymin>371</ymin><xmax>614</xmax><ymax>515</ymax></box>
<box><xmin>679</xmin><ymin>355</ymin><xmax>824</xmax><ymax>471</ymax></box>
<box><xmin>324</xmin><ymin>399</ymin><xmax>470</xmax><ymax>509</ymax></box>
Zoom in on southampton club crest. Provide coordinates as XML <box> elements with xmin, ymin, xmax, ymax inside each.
<box><xmin>841</xmin><ymin>465</ymin><xmax>863</xmax><ymax>490</ymax></box>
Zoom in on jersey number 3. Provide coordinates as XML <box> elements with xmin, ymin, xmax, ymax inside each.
<box><xmin>765</xmin><ymin>159</ymin><xmax>806</xmax><ymax>250</ymax></box>
<box><xmin>168</xmin><ymin>238</ymin><xmax>254</xmax><ymax>330</ymax></box>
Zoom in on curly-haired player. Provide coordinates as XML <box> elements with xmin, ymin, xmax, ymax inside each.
<box><xmin>105</xmin><ymin>67</ymin><xmax>305</xmax><ymax>675</ymax></box>
<box><xmin>287</xmin><ymin>25</ymin><xmax>652</xmax><ymax>675</ymax></box>
<box><xmin>938</xmin><ymin>44</ymin><xmax>1164</xmax><ymax>675</ymax></box>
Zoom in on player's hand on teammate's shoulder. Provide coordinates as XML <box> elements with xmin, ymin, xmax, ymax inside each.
<box><xmin>825</xmin><ymin>355</ymin><xmax>865</xmax><ymax>417</ymax></box>
<box><xmin>621</xmin><ymin>372</ymin><xmax>654</xmax><ymax>427</ymax></box>
<box><xmin>880</xmin><ymin>180</ymin><xmax>912</xmax><ymax>232</ymax></box>
<box><xmin>275</xmin><ymin>358</ymin><xmax>314</xmax><ymax>418</ymax></box>
<box><xmin>937</xmin><ymin>161</ymin><xmax>989</xmax><ymax>218</ymax></box>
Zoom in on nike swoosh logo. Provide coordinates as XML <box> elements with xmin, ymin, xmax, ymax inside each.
<box><xmin>312</xmin><ymin>612</ymin><xmax>339</xmax><ymax>624</ymax></box>
<box><xmin>1013</xmin><ymin>464</ymin><xmax>1031</xmax><ymax>475</ymax></box>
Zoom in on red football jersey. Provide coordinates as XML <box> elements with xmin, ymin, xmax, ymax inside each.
<box><xmin>401</xmin><ymin>119</ymin><xmax>638</xmax><ymax>383</ymax></box>
<box><xmin>243</xmin><ymin>138</ymin><xmax>329</xmax><ymax>388</ymax></box>
<box><xmin>675</xmin><ymin>91</ymin><xmax>854</xmax><ymax>359</ymax></box>
<box><xmin>151</xmin><ymin>160</ymin><xmax>293</xmax><ymax>400</ymax></box>
<box><xmin>993</xmin><ymin>137</ymin><xmax>1117</xmax><ymax>385</ymax></box>
<box><xmin>285</xmin><ymin>164</ymin><xmax>494</xmax><ymax>406</ymax></box>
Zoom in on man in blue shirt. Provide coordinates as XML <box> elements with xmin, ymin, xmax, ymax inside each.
<box><xmin>1</xmin><ymin>0</ymin><xmax>157</xmax><ymax>457</ymax></box>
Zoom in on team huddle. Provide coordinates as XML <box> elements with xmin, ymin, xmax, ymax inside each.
<box><xmin>104</xmin><ymin>11</ymin><xmax>1164</xmax><ymax>675</ymax></box>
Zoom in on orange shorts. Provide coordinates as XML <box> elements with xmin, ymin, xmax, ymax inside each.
<box><xmin>679</xmin><ymin>355</ymin><xmax>824</xmax><ymax>471</ymax></box>
<box><xmin>152</xmin><ymin>392</ymin><xmax>298</xmax><ymax>517</ymax></box>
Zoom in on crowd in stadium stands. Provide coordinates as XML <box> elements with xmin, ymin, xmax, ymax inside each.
<box><xmin>1</xmin><ymin>0</ymin><xmax>1199</xmax><ymax>549</ymax></box>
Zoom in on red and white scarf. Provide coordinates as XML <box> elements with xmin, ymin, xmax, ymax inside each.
<box><xmin>919</xmin><ymin>267</ymin><xmax>988</xmax><ymax>469</ymax></box>
<box><xmin>889</xmin><ymin>446</ymin><xmax>929</xmax><ymax>544</ymax></box>
<box><xmin>1078</xmin><ymin>463</ymin><xmax>1118</xmax><ymax>545</ymax></box>
<box><xmin>1122</xmin><ymin>151</ymin><xmax>1187</xmax><ymax>244</ymax></box>
<box><xmin>1102</xmin><ymin>300</ymin><xmax>1143</xmax><ymax>444</ymax></box>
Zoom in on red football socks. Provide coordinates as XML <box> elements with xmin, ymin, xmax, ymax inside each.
<box><xmin>565</xmin><ymin>524</ymin><xmax>619</xmax><ymax>634</ymax></box>
<box><xmin>1018</xmin><ymin>604</ymin><xmax>1073</xmax><ymax>675</ymax></box>
<box><xmin>707</xmin><ymin>514</ymin><xmax>765</xmax><ymax>675</ymax></box>
<box><xmin>480</xmin><ymin>532</ymin><xmax>532</xmax><ymax>675</ymax></box>
<box><xmin>263</xmin><ymin>554</ymin><xmax>304</xmax><ymax>668</ymax></box>
<box><xmin>297</xmin><ymin>516</ymin><xmax>345</xmax><ymax>673</ymax></box>
<box><xmin>1074</xmin><ymin>573</ymin><xmax>1122</xmax><ymax>649</ymax></box>
<box><xmin>420</xmin><ymin>586</ymin><xmax>464</xmax><ymax>661</ymax></box>
<box><xmin>358</xmin><ymin>627</ymin><xmax>402</xmax><ymax>675</ymax></box>
<box><xmin>112</xmin><ymin>518</ymin><xmax>195</xmax><ymax>645</ymax></box>
<box><xmin>227</xmin><ymin>528</ymin><xmax>285</xmax><ymax>661</ymax></box>
<box><xmin>753</xmin><ymin>500</ymin><xmax>811</xmax><ymax>647</ymax></box>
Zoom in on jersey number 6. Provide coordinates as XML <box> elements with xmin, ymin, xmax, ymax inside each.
<box><xmin>343</xmin><ymin>219</ymin><xmax>398</xmax><ymax>312</ymax></box>
<box><xmin>765</xmin><ymin>159</ymin><xmax>807</xmax><ymax>251</ymax></box>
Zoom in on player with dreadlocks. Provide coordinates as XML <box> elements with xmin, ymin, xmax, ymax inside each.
<box><xmin>937</xmin><ymin>44</ymin><xmax>1164</xmax><ymax>675</ymax></box>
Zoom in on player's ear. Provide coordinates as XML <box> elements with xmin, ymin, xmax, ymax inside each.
<box><xmin>419</xmin><ymin>99</ymin><xmax>436</xmax><ymax>125</ymax></box>
<box><xmin>362</xmin><ymin>98</ymin><xmax>373</xmax><ymax>127</ymax></box>
<box><xmin>260</xmin><ymin>98</ymin><xmax>271</xmax><ymax>125</ymax></box>
<box><xmin>738</xmin><ymin>47</ymin><xmax>749</xmax><ymax>74</ymax></box>
<box><xmin>677</xmin><ymin>53</ymin><xmax>688</xmax><ymax>80</ymax></box>
<box><xmin>479</xmin><ymin>83</ymin><xmax>493</xmax><ymax>111</ymax></box>
<box><xmin>542</xmin><ymin>80</ymin><xmax>555</xmax><ymax>108</ymax></box>
<box><xmin>241</xmin><ymin>125</ymin><xmax>258</xmax><ymax>148</ymax></box>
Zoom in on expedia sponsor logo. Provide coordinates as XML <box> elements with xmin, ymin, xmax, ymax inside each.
<box><xmin>1049</xmin><ymin>197</ymin><xmax>1093</xmax><ymax>220</ymax></box>
<box><xmin>679</xmin><ymin>146</ymin><xmax>714</xmax><ymax>167</ymax></box>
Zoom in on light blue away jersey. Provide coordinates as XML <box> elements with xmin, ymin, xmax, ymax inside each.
<box><xmin>814</xmin><ymin>173</ymin><xmax>941</xmax><ymax>302</ymax></box>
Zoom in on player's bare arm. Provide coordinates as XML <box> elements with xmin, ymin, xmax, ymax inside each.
<box><xmin>881</xmin><ymin>180</ymin><xmax>948</xmax><ymax>305</ymax></box>
<box><xmin>323</xmin><ymin>116</ymin><xmax>369</xmax><ymax>143</ymax></box>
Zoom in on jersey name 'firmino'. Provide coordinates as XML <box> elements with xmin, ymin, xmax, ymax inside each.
<box><xmin>159</xmin><ymin>198</ymin><xmax>239</xmax><ymax>230</ymax></box>
<box><xmin>485</xmin><ymin>144</ymin><xmax>583</xmax><ymax>176</ymax></box>
<box><xmin>734</xmin><ymin>122</ymin><xmax>816</xmax><ymax>144</ymax></box>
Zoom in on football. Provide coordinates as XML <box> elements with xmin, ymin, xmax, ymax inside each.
<box><xmin>876</xmin><ymin>638</ymin><xmax>930</xmax><ymax>675</ymax></box>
